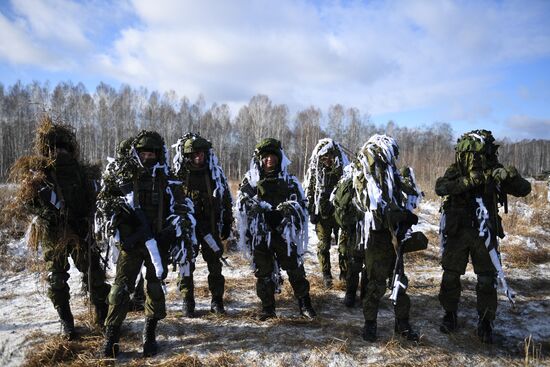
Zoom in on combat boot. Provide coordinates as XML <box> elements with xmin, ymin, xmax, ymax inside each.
<box><xmin>395</xmin><ymin>318</ymin><xmax>420</xmax><ymax>341</ymax></box>
<box><xmin>94</xmin><ymin>302</ymin><xmax>109</xmax><ymax>327</ymax></box>
<box><xmin>322</xmin><ymin>272</ymin><xmax>333</xmax><ymax>288</ymax></box>
<box><xmin>210</xmin><ymin>296</ymin><xmax>226</xmax><ymax>314</ymax></box>
<box><xmin>102</xmin><ymin>325</ymin><xmax>120</xmax><ymax>358</ymax></box>
<box><xmin>182</xmin><ymin>298</ymin><xmax>195</xmax><ymax>318</ymax></box>
<box><xmin>56</xmin><ymin>303</ymin><xmax>76</xmax><ymax>340</ymax></box>
<box><xmin>258</xmin><ymin>306</ymin><xmax>276</xmax><ymax>321</ymax></box>
<box><xmin>477</xmin><ymin>318</ymin><xmax>493</xmax><ymax>344</ymax></box>
<box><xmin>298</xmin><ymin>295</ymin><xmax>317</xmax><ymax>319</ymax></box>
<box><xmin>362</xmin><ymin>320</ymin><xmax>377</xmax><ymax>342</ymax></box>
<box><xmin>142</xmin><ymin>318</ymin><xmax>159</xmax><ymax>357</ymax></box>
<box><xmin>343</xmin><ymin>290</ymin><xmax>356</xmax><ymax>308</ymax></box>
<box><xmin>439</xmin><ymin>311</ymin><xmax>458</xmax><ymax>334</ymax></box>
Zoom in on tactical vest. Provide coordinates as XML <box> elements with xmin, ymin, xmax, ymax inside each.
<box><xmin>134</xmin><ymin>169</ymin><xmax>168</xmax><ymax>234</ymax></box>
<box><xmin>257</xmin><ymin>173</ymin><xmax>293</xmax><ymax>207</ymax></box>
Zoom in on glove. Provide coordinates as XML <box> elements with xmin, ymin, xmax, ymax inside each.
<box><xmin>264</xmin><ymin>209</ymin><xmax>284</xmax><ymax>229</ymax></box>
<box><xmin>389</xmin><ymin>209</ymin><xmax>418</xmax><ymax>227</ymax></box>
<box><xmin>157</xmin><ymin>225</ymin><xmax>177</xmax><ymax>247</ymax></box>
<box><xmin>492</xmin><ymin>167</ymin><xmax>508</xmax><ymax>182</ymax></box>
<box><xmin>220</xmin><ymin>224</ymin><xmax>231</xmax><ymax>241</ymax></box>
<box><xmin>310</xmin><ymin>213</ymin><xmax>319</xmax><ymax>225</ymax></box>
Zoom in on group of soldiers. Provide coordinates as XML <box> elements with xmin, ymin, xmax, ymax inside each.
<box><xmin>10</xmin><ymin>116</ymin><xmax>531</xmax><ymax>359</ymax></box>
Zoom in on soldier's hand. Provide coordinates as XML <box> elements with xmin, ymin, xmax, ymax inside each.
<box><xmin>310</xmin><ymin>213</ymin><xmax>319</xmax><ymax>225</ymax></box>
<box><xmin>265</xmin><ymin>209</ymin><xmax>284</xmax><ymax>229</ymax></box>
<box><xmin>220</xmin><ymin>225</ymin><xmax>231</xmax><ymax>241</ymax></box>
<box><xmin>492</xmin><ymin>167</ymin><xmax>508</xmax><ymax>182</ymax></box>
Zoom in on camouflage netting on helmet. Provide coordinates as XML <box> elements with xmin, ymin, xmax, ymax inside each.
<box><xmin>34</xmin><ymin>115</ymin><xmax>79</xmax><ymax>159</ymax></box>
<box><xmin>304</xmin><ymin>138</ymin><xmax>349</xmax><ymax>216</ymax></box>
<box><xmin>455</xmin><ymin>129</ymin><xmax>499</xmax><ymax>173</ymax></box>
<box><xmin>172</xmin><ymin>133</ymin><xmax>233</xmax><ymax>234</ymax></box>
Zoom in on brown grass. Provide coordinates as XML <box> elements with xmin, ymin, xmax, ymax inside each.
<box><xmin>501</xmin><ymin>240</ymin><xmax>550</xmax><ymax>268</ymax></box>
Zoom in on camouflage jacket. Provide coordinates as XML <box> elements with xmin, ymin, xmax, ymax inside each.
<box><xmin>176</xmin><ymin>165</ymin><xmax>233</xmax><ymax>239</ymax></box>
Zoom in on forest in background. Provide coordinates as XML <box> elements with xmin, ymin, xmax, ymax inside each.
<box><xmin>1</xmin><ymin>81</ymin><xmax>549</xmax><ymax>189</ymax></box>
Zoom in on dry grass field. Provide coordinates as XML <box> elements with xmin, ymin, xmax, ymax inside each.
<box><xmin>0</xmin><ymin>182</ymin><xmax>548</xmax><ymax>366</ymax></box>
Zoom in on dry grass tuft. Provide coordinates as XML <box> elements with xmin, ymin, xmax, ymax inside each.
<box><xmin>501</xmin><ymin>240</ymin><xmax>550</xmax><ymax>268</ymax></box>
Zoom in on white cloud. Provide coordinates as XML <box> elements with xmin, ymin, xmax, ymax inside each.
<box><xmin>94</xmin><ymin>0</ymin><xmax>550</xmax><ymax>117</ymax></box>
<box><xmin>505</xmin><ymin>115</ymin><xmax>550</xmax><ymax>140</ymax></box>
<box><xmin>0</xmin><ymin>12</ymin><xmax>58</xmax><ymax>66</ymax></box>
<box><xmin>1</xmin><ymin>0</ymin><xmax>550</xmax><ymax>131</ymax></box>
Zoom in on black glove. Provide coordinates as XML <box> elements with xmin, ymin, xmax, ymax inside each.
<box><xmin>389</xmin><ymin>209</ymin><xmax>418</xmax><ymax>227</ymax></box>
<box><xmin>310</xmin><ymin>213</ymin><xmax>319</xmax><ymax>225</ymax></box>
<box><xmin>157</xmin><ymin>225</ymin><xmax>177</xmax><ymax>247</ymax></box>
<box><xmin>264</xmin><ymin>209</ymin><xmax>284</xmax><ymax>230</ymax></box>
<box><xmin>220</xmin><ymin>224</ymin><xmax>231</xmax><ymax>241</ymax></box>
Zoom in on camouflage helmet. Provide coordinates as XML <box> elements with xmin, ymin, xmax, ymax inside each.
<box><xmin>117</xmin><ymin>138</ymin><xmax>133</xmax><ymax>158</ymax></box>
<box><xmin>133</xmin><ymin>130</ymin><xmax>164</xmax><ymax>152</ymax></box>
<box><xmin>455</xmin><ymin>129</ymin><xmax>499</xmax><ymax>169</ymax></box>
<box><xmin>255</xmin><ymin>138</ymin><xmax>282</xmax><ymax>158</ymax></box>
<box><xmin>182</xmin><ymin>133</ymin><xmax>212</xmax><ymax>154</ymax></box>
<box><xmin>34</xmin><ymin>115</ymin><xmax>79</xmax><ymax>159</ymax></box>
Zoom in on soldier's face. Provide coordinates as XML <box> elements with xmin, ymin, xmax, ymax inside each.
<box><xmin>139</xmin><ymin>151</ymin><xmax>157</xmax><ymax>166</ymax></box>
<box><xmin>190</xmin><ymin>151</ymin><xmax>206</xmax><ymax>167</ymax></box>
<box><xmin>320</xmin><ymin>154</ymin><xmax>334</xmax><ymax>167</ymax></box>
<box><xmin>262</xmin><ymin>153</ymin><xmax>279</xmax><ymax>172</ymax></box>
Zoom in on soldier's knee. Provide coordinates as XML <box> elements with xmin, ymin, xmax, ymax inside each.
<box><xmin>108</xmin><ymin>283</ymin><xmax>130</xmax><ymax>306</ymax></box>
<box><xmin>441</xmin><ymin>270</ymin><xmax>461</xmax><ymax>289</ymax></box>
<box><xmin>147</xmin><ymin>281</ymin><xmax>164</xmax><ymax>302</ymax></box>
<box><xmin>477</xmin><ymin>273</ymin><xmax>496</xmax><ymax>293</ymax></box>
<box><xmin>48</xmin><ymin>272</ymin><xmax>69</xmax><ymax>291</ymax></box>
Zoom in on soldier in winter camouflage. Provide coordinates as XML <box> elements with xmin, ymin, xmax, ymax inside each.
<box><xmin>172</xmin><ymin>133</ymin><xmax>233</xmax><ymax>316</ymax></box>
<box><xmin>305</xmin><ymin>138</ymin><xmax>349</xmax><ymax>288</ymax></box>
<box><xmin>334</xmin><ymin>135</ymin><xmax>424</xmax><ymax>342</ymax></box>
<box><xmin>436</xmin><ymin>130</ymin><xmax>531</xmax><ymax>343</ymax></box>
<box><xmin>236</xmin><ymin>138</ymin><xmax>316</xmax><ymax>321</ymax></box>
<box><xmin>9</xmin><ymin>116</ymin><xmax>111</xmax><ymax>340</ymax></box>
<box><xmin>96</xmin><ymin>130</ymin><xmax>196</xmax><ymax>357</ymax></box>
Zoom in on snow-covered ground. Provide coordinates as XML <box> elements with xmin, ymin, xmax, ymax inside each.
<box><xmin>0</xmin><ymin>200</ymin><xmax>549</xmax><ymax>366</ymax></box>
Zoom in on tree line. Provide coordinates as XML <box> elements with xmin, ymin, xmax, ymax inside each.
<box><xmin>1</xmin><ymin>81</ymin><xmax>549</xmax><ymax>189</ymax></box>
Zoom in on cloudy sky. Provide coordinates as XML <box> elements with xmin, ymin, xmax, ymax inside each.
<box><xmin>1</xmin><ymin>0</ymin><xmax>549</xmax><ymax>139</ymax></box>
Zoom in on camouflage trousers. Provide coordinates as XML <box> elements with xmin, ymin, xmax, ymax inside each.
<box><xmin>104</xmin><ymin>242</ymin><xmax>169</xmax><ymax>326</ymax></box>
<box><xmin>43</xmin><ymin>237</ymin><xmax>110</xmax><ymax>310</ymax></box>
<box><xmin>363</xmin><ymin>229</ymin><xmax>410</xmax><ymax>321</ymax></box>
<box><xmin>439</xmin><ymin>226</ymin><xmax>497</xmax><ymax>320</ymax></box>
<box><xmin>253</xmin><ymin>235</ymin><xmax>310</xmax><ymax>310</ymax></box>
<box><xmin>341</xmin><ymin>229</ymin><xmax>367</xmax><ymax>297</ymax></box>
<box><xmin>177</xmin><ymin>236</ymin><xmax>225</xmax><ymax>302</ymax></box>
<box><xmin>316</xmin><ymin>216</ymin><xmax>347</xmax><ymax>276</ymax></box>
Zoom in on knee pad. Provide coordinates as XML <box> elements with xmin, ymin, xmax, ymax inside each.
<box><xmin>108</xmin><ymin>283</ymin><xmax>130</xmax><ymax>306</ymax></box>
<box><xmin>147</xmin><ymin>281</ymin><xmax>164</xmax><ymax>302</ymax></box>
<box><xmin>477</xmin><ymin>273</ymin><xmax>496</xmax><ymax>293</ymax></box>
<box><xmin>48</xmin><ymin>272</ymin><xmax>69</xmax><ymax>291</ymax></box>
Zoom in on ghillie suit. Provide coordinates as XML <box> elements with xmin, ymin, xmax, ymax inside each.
<box><xmin>435</xmin><ymin>129</ymin><xmax>531</xmax><ymax>343</ymax></box>
<box><xmin>8</xmin><ymin>115</ymin><xmax>111</xmax><ymax>339</ymax></box>
<box><xmin>304</xmin><ymin>138</ymin><xmax>349</xmax><ymax>286</ymax></box>
<box><xmin>332</xmin><ymin>163</ymin><xmax>367</xmax><ymax>307</ymax></box>
<box><xmin>336</xmin><ymin>134</ymin><xmax>425</xmax><ymax>342</ymax></box>
<box><xmin>236</xmin><ymin>138</ymin><xmax>315</xmax><ymax>320</ymax></box>
<box><xmin>172</xmin><ymin>133</ymin><xmax>233</xmax><ymax>316</ymax></box>
<box><xmin>96</xmin><ymin>130</ymin><xmax>196</xmax><ymax>357</ymax></box>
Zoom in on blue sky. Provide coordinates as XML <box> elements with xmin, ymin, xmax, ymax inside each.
<box><xmin>1</xmin><ymin>0</ymin><xmax>550</xmax><ymax>140</ymax></box>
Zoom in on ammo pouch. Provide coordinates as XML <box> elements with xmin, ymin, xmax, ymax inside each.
<box><xmin>403</xmin><ymin>231</ymin><xmax>428</xmax><ymax>253</ymax></box>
